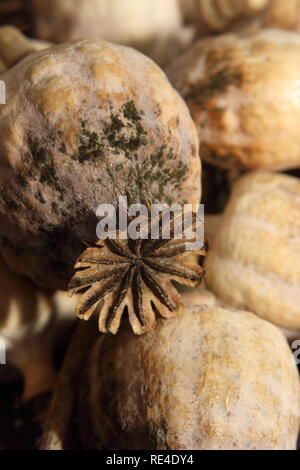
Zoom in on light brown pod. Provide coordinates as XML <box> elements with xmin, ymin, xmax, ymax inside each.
<box><xmin>180</xmin><ymin>0</ymin><xmax>270</xmax><ymax>33</ymax></box>
<box><xmin>30</xmin><ymin>0</ymin><xmax>182</xmax><ymax>44</ymax></box>
<box><xmin>167</xmin><ymin>28</ymin><xmax>300</xmax><ymax>171</ymax></box>
<box><xmin>205</xmin><ymin>172</ymin><xmax>300</xmax><ymax>329</ymax></box>
<box><xmin>0</xmin><ymin>39</ymin><xmax>200</xmax><ymax>290</ymax></box>
<box><xmin>232</xmin><ymin>0</ymin><xmax>300</xmax><ymax>34</ymax></box>
<box><xmin>185</xmin><ymin>1</ymin><xmax>300</xmax><ymax>37</ymax></box>
<box><xmin>29</xmin><ymin>0</ymin><xmax>183</xmax><ymax>62</ymax></box>
<box><xmin>69</xmin><ymin>305</ymin><xmax>300</xmax><ymax>450</ymax></box>
<box><xmin>0</xmin><ymin>26</ymin><xmax>50</xmax><ymax>73</ymax></box>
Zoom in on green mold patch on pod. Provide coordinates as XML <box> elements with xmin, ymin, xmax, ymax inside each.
<box><xmin>0</xmin><ymin>39</ymin><xmax>200</xmax><ymax>290</ymax></box>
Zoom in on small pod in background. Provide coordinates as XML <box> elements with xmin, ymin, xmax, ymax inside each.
<box><xmin>180</xmin><ymin>0</ymin><xmax>270</xmax><ymax>35</ymax></box>
<box><xmin>205</xmin><ymin>172</ymin><xmax>300</xmax><ymax>330</ymax></box>
<box><xmin>0</xmin><ymin>25</ymin><xmax>50</xmax><ymax>73</ymax></box>
<box><xmin>29</xmin><ymin>0</ymin><xmax>189</xmax><ymax>66</ymax></box>
<box><xmin>167</xmin><ymin>29</ymin><xmax>300</xmax><ymax>171</ymax></box>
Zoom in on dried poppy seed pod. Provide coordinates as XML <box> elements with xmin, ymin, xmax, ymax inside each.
<box><xmin>230</xmin><ymin>0</ymin><xmax>300</xmax><ymax>34</ymax></box>
<box><xmin>0</xmin><ymin>256</ymin><xmax>77</xmax><ymax>402</ymax></box>
<box><xmin>205</xmin><ymin>214</ymin><xmax>221</xmax><ymax>245</ymax></box>
<box><xmin>205</xmin><ymin>172</ymin><xmax>300</xmax><ymax>330</ymax></box>
<box><xmin>42</xmin><ymin>305</ymin><xmax>300</xmax><ymax>450</ymax></box>
<box><xmin>0</xmin><ymin>26</ymin><xmax>50</xmax><ymax>72</ymax></box>
<box><xmin>181</xmin><ymin>285</ymin><xmax>217</xmax><ymax>307</ymax></box>
<box><xmin>180</xmin><ymin>0</ymin><xmax>269</xmax><ymax>33</ymax></box>
<box><xmin>28</xmin><ymin>0</ymin><xmax>188</xmax><ymax>67</ymax></box>
<box><xmin>0</xmin><ymin>39</ymin><xmax>200</xmax><ymax>291</ymax></box>
<box><xmin>168</xmin><ymin>28</ymin><xmax>300</xmax><ymax>171</ymax></box>
<box><xmin>29</xmin><ymin>0</ymin><xmax>182</xmax><ymax>47</ymax></box>
<box><xmin>69</xmin><ymin>210</ymin><xmax>208</xmax><ymax>335</ymax></box>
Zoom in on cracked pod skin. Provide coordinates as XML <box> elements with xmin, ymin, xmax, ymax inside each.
<box><xmin>167</xmin><ymin>29</ymin><xmax>300</xmax><ymax>171</ymax></box>
<box><xmin>75</xmin><ymin>305</ymin><xmax>300</xmax><ymax>450</ymax></box>
<box><xmin>205</xmin><ymin>172</ymin><xmax>300</xmax><ymax>329</ymax></box>
<box><xmin>0</xmin><ymin>39</ymin><xmax>200</xmax><ymax>291</ymax></box>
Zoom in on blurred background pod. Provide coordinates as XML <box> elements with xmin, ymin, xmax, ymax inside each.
<box><xmin>28</xmin><ymin>0</ymin><xmax>191</xmax><ymax>66</ymax></box>
<box><xmin>180</xmin><ymin>0</ymin><xmax>270</xmax><ymax>34</ymax></box>
<box><xmin>205</xmin><ymin>172</ymin><xmax>300</xmax><ymax>330</ymax></box>
<box><xmin>229</xmin><ymin>0</ymin><xmax>300</xmax><ymax>34</ymax></box>
<box><xmin>29</xmin><ymin>0</ymin><xmax>182</xmax><ymax>44</ymax></box>
<box><xmin>167</xmin><ymin>29</ymin><xmax>300</xmax><ymax>172</ymax></box>
<box><xmin>0</xmin><ymin>25</ymin><xmax>50</xmax><ymax>73</ymax></box>
<box><xmin>0</xmin><ymin>255</ymin><xmax>77</xmax><ymax>402</ymax></box>
<box><xmin>180</xmin><ymin>0</ymin><xmax>300</xmax><ymax>36</ymax></box>
<box><xmin>0</xmin><ymin>0</ymin><xmax>194</xmax><ymax>67</ymax></box>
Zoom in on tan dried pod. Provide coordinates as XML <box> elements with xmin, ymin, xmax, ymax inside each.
<box><xmin>29</xmin><ymin>0</ymin><xmax>190</xmax><ymax>67</ymax></box>
<box><xmin>0</xmin><ymin>256</ymin><xmax>77</xmax><ymax>402</ymax></box>
<box><xmin>0</xmin><ymin>39</ymin><xmax>200</xmax><ymax>291</ymax></box>
<box><xmin>179</xmin><ymin>0</ymin><xmax>270</xmax><ymax>34</ymax></box>
<box><xmin>41</xmin><ymin>305</ymin><xmax>300</xmax><ymax>450</ymax></box>
<box><xmin>0</xmin><ymin>57</ymin><xmax>5</xmax><ymax>74</ymax></box>
<box><xmin>30</xmin><ymin>0</ymin><xmax>181</xmax><ymax>48</ymax></box>
<box><xmin>168</xmin><ymin>28</ymin><xmax>300</xmax><ymax>171</ymax></box>
<box><xmin>178</xmin><ymin>214</ymin><xmax>220</xmax><ymax>310</ymax></box>
<box><xmin>231</xmin><ymin>0</ymin><xmax>300</xmax><ymax>34</ymax></box>
<box><xmin>182</xmin><ymin>1</ymin><xmax>300</xmax><ymax>37</ymax></box>
<box><xmin>205</xmin><ymin>214</ymin><xmax>221</xmax><ymax>244</ymax></box>
<box><xmin>0</xmin><ymin>26</ymin><xmax>50</xmax><ymax>72</ymax></box>
<box><xmin>181</xmin><ymin>285</ymin><xmax>217</xmax><ymax>307</ymax></box>
<box><xmin>205</xmin><ymin>172</ymin><xmax>300</xmax><ymax>329</ymax></box>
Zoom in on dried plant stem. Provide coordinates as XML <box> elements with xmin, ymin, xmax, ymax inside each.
<box><xmin>40</xmin><ymin>320</ymin><xmax>98</xmax><ymax>450</ymax></box>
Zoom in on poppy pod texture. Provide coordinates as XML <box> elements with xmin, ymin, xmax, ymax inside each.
<box><xmin>73</xmin><ymin>305</ymin><xmax>300</xmax><ymax>450</ymax></box>
<box><xmin>0</xmin><ymin>39</ymin><xmax>200</xmax><ymax>290</ymax></box>
<box><xmin>205</xmin><ymin>172</ymin><xmax>300</xmax><ymax>329</ymax></box>
<box><xmin>167</xmin><ymin>29</ymin><xmax>300</xmax><ymax>171</ymax></box>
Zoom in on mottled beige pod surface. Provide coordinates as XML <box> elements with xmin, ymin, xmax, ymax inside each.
<box><xmin>0</xmin><ymin>39</ymin><xmax>200</xmax><ymax>290</ymax></box>
<box><xmin>75</xmin><ymin>305</ymin><xmax>300</xmax><ymax>450</ymax></box>
<box><xmin>167</xmin><ymin>29</ymin><xmax>300</xmax><ymax>170</ymax></box>
<box><xmin>205</xmin><ymin>172</ymin><xmax>300</xmax><ymax>329</ymax></box>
